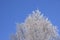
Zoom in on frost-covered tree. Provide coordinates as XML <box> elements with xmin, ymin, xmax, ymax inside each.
<box><xmin>11</xmin><ymin>10</ymin><xmax>60</xmax><ymax>40</ymax></box>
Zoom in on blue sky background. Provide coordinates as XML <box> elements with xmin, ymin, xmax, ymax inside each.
<box><xmin>0</xmin><ymin>0</ymin><xmax>60</xmax><ymax>40</ymax></box>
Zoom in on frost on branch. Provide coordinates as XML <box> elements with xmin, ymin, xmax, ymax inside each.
<box><xmin>11</xmin><ymin>10</ymin><xmax>60</xmax><ymax>40</ymax></box>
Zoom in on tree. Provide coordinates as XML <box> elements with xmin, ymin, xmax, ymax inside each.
<box><xmin>11</xmin><ymin>10</ymin><xmax>60</xmax><ymax>40</ymax></box>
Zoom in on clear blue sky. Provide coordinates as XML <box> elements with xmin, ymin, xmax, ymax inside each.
<box><xmin>0</xmin><ymin>0</ymin><xmax>60</xmax><ymax>40</ymax></box>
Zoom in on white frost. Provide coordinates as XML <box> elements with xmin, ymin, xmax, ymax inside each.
<box><xmin>11</xmin><ymin>10</ymin><xmax>60</xmax><ymax>40</ymax></box>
